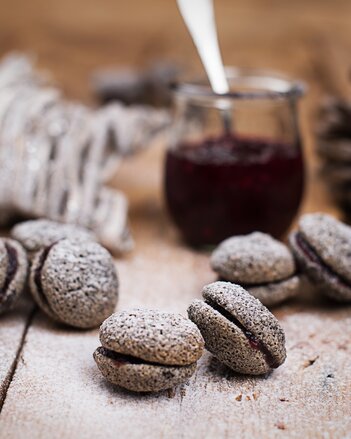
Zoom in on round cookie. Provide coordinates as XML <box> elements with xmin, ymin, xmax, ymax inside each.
<box><xmin>188</xmin><ymin>282</ymin><xmax>286</xmax><ymax>375</ymax></box>
<box><xmin>94</xmin><ymin>309</ymin><xmax>204</xmax><ymax>392</ymax></box>
<box><xmin>29</xmin><ymin>238</ymin><xmax>118</xmax><ymax>328</ymax></box>
<box><xmin>11</xmin><ymin>219</ymin><xmax>96</xmax><ymax>257</ymax></box>
<box><xmin>289</xmin><ymin>213</ymin><xmax>351</xmax><ymax>302</ymax></box>
<box><xmin>211</xmin><ymin>232</ymin><xmax>299</xmax><ymax>306</ymax></box>
<box><xmin>94</xmin><ymin>347</ymin><xmax>196</xmax><ymax>393</ymax></box>
<box><xmin>211</xmin><ymin>232</ymin><xmax>295</xmax><ymax>284</ymax></box>
<box><xmin>0</xmin><ymin>238</ymin><xmax>28</xmax><ymax>315</ymax></box>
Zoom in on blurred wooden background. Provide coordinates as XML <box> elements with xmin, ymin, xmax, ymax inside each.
<box><xmin>1</xmin><ymin>0</ymin><xmax>351</xmax><ymax>214</ymax></box>
<box><xmin>0</xmin><ymin>0</ymin><xmax>350</xmax><ymax>101</ymax></box>
<box><xmin>0</xmin><ymin>1</ymin><xmax>350</xmax><ymax>438</ymax></box>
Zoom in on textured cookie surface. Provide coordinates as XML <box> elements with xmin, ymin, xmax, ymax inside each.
<box><xmin>100</xmin><ymin>309</ymin><xmax>204</xmax><ymax>366</ymax></box>
<box><xmin>289</xmin><ymin>227</ymin><xmax>351</xmax><ymax>302</ymax></box>
<box><xmin>11</xmin><ymin>219</ymin><xmax>95</xmax><ymax>254</ymax></box>
<box><xmin>0</xmin><ymin>238</ymin><xmax>28</xmax><ymax>314</ymax></box>
<box><xmin>211</xmin><ymin>232</ymin><xmax>295</xmax><ymax>284</ymax></box>
<box><xmin>0</xmin><ymin>240</ymin><xmax>8</xmax><ymax>291</ymax></box>
<box><xmin>296</xmin><ymin>213</ymin><xmax>351</xmax><ymax>282</ymax></box>
<box><xmin>30</xmin><ymin>238</ymin><xmax>118</xmax><ymax>328</ymax></box>
<box><xmin>94</xmin><ymin>347</ymin><xmax>196</xmax><ymax>392</ymax></box>
<box><xmin>247</xmin><ymin>276</ymin><xmax>300</xmax><ymax>307</ymax></box>
<box><xmin>188</xmin><ymin>282</ymin><xmax>286</xmax><ymax>375</ymax></box>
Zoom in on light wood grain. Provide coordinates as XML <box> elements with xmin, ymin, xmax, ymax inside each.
<box><xmin>0</xmin><ymin>0</ymin><xmax>351</xmax><ymax>438</ymax></box>
<box><xmin>1</xmin><ymin>301</ymin><xmax>350</xmax><ymax>439</ymax></box>
<box><xmin>0</xmin><ymin>297</ymin><xmax>35</xmax><ymax>409</ymax></box>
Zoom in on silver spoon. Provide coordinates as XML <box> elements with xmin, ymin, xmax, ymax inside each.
<box><xmin>177</xmin><ymin>0</ymin><xmax>232</xmax><ymax>132</ymax></box>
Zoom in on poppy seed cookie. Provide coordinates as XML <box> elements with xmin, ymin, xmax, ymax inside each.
<box><xmin>188</xmin><ymin>282</ymin><xmax>286</xmax><ymax>375</ymax></box>
<box><xmin>11</xmin><ymin>219</ymin><xmax>96</xmax><ymax>258</ymax></box>
<box><xmin>289</xmin><ymin>213</ymin><xmax>351</xmax><ymax>302</ymax></box>
<box><xmin>29</xmin><ymin>238</ymin><xmax>118</xmax><ymax>328</ymax></box>
<box><xmin>0</xmin><ymin>238</ymin><xmax>28</xmax><ymax>315</ymax></box>
<box><xmin>211</xmin><ymin>232</ymin><xmax>299</xmax><ymax>306</ymax></box>
<box><xmin>94</xmin><ymin>309</ymin><xmax>204</xmax><ymax>392</ymax></box>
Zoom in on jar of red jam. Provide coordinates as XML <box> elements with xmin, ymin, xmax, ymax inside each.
<box><xmin>164</xmin><ymin>68</ymin><xmax>306</xmax><ymax>247</ymax></box>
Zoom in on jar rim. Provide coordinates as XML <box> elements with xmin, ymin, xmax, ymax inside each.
<box><xmin>172</xmin><ymin>67</ymin><xmax>306</xmax><ymax>101</ymax></box>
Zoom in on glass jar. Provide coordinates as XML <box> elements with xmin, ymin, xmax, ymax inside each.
<box><xmin>164</xmin><ymin>68</ymin><xmax>306</xmax><ymax>247</ymax></box>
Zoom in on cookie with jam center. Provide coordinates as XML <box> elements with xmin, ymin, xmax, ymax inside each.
<box><xmin>29</xmin><ymin>238</ymin><xmax>118</xmax><ymax>328</ymax></box>
<box><xmin>188</xmin><ymin>281</ymin><xmax>286</xmax><ymax>375</ymax></box>
<box><xmin>94</xmin><ymin>308</ymin><xmax>204</xmax><ymax>392</ymax></box>
<box><xmin>289</xmin><ymin>212</ymin><xmax>351</xmax><ymax>302</ymax></box>
<box><xmin>0</xmin><ymin>238</ymin><xmax>28</xmax><ymax>315</ymax></box>
<box><xmin>211</xmin><ymin>232</ymin><xmax>299</xmax><ymax>306</ymax></box>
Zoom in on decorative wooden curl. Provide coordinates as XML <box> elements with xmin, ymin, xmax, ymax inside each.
<box><xmin>0</xmin><ymin>54</ymin><xmax>170</xmax><ymax>254</ymax></box>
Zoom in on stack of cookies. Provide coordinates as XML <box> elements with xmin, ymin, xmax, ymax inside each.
<box><xmin>211</xmin><ymin>232</ymin><xmax>301</xmax><ymax>307</ymax></box>
<box><xmin>316</xmin><ymin>97</ymin><xmax>351</xmax><ymax>215</ymax></box>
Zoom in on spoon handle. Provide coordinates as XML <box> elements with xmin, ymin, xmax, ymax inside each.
<box><xmin>177</xmin><ymin>0</ymin><xmax>229</xmax><ymax>94</ymax></box>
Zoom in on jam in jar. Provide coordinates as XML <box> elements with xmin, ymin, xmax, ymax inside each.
<box><xmin>164</xmin><ymin>68</ymin><xmax>306</xmax><ymax>247</ymax></box>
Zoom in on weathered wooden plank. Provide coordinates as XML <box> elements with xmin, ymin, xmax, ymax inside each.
<box><xmin>0</xmin><ymin>254</ymin><xmax>350</xmax><ymax>439</ymax></box>
<box><xmin>0</xmin><ymin>296</ymin><xmax>35</xmax><ymax>408</ymax></box>
<box><xmin>0</xmin><ymin>0</ymin><xmax>351</xmax><ymax>437</ymax></box>
<box><xmin>0</xmin><ymin>142</ymin><xmax>350</xmax><ymax>438</ymax></box>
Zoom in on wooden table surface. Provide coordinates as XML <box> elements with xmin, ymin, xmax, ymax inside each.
<box><xmin>0</xmin><ymin>1</ymin><xmax>350</xmax><ymax>438</ymax></box>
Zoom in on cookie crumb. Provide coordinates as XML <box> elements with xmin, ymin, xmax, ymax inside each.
<box><xmin>180</xmin><ymin>386</ymin><xmax>187</xmax><ymax>400</ymax></box>
<box><xmin>275</xmin><ymin>422</ymin><xmax>286</xmax><ymax>430</ymax></box>
<box><xmin>303</xmin><ymin>355</ymin><xmax>319</xmax><ymax>369</ymax></box>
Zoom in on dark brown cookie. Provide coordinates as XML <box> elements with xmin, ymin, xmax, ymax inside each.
<box><xmin>0</xmin><ymin>238</ymin><xmax>28</xmax><ymax>315</ymax></box>
<box><xmin>29</xmin><ymin>238</ymin><xmax>118</xmax><ymax>328</ymax></box>
<box><xmin>211</xmin><ymin>232</ymin><xmax>299</xmax><ymax>306</ymax></box>
<box><xmin>289</xmin><ymin>213</ymin><xmax>351</xmax><ymax>302</ymax></box>
<box><xmin>94</xmin><ymin>308</ymin><xmax>204</xmax><ymax>392</ymax></box>
<box><xmin>188</xmin><ymin>282</ymin><xmax>286</xmax><ymax>375</ymax></box>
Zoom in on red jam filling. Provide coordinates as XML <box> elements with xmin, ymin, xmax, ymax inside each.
<box><xmin>165</xmin><ymin>134</ymin><xmax>304</xmax><ymax>246</ymax></box>
<box><xmin>205</xmin><ymin>299</ymin><xmax>280</xmax><ymax>369</ymax></box>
